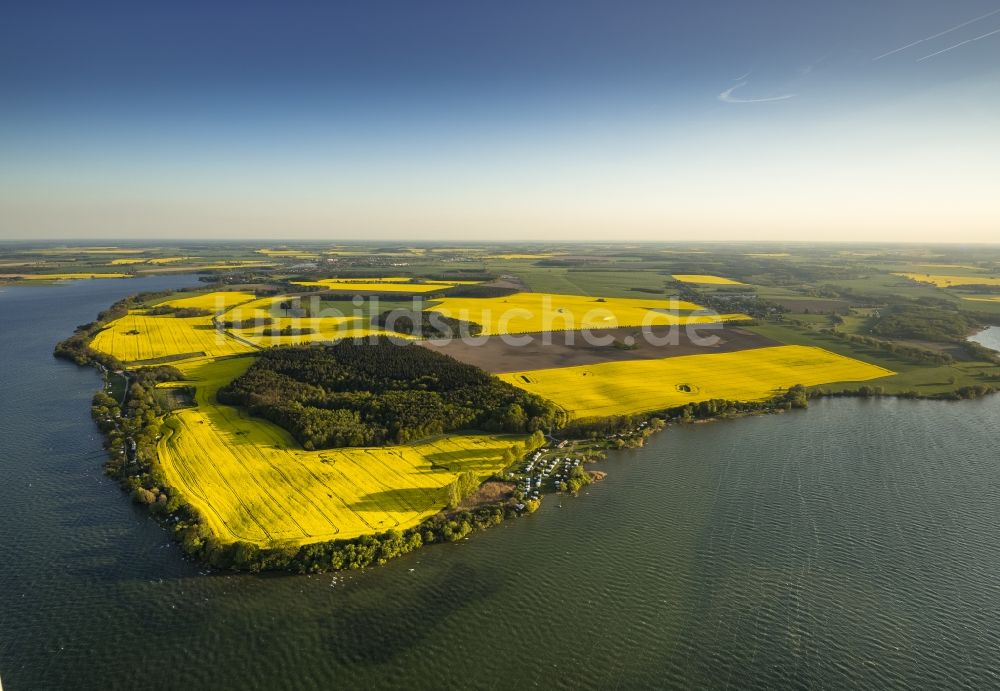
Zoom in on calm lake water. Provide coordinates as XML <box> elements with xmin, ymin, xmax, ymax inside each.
<box><xmin>971</xmin><ymin>325</ymin><xmax>1000</xmax><ymax>353</ymax></box>
<box><xmin>2</xmin><ymin>278</ymin><xmax>1000</xmax><ymax>690</ymax></box>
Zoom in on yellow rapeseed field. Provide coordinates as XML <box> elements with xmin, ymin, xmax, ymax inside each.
<box><xmin>90</xmin><ymin>312</ymin><xmax>255</xmax><ymax>362</ymax></box>
<box><xmin>499</xmin><ymin>345</ymin><xmax>893</xmax><ymax>419</ymax></box>
<box><xmin>671</xmin><ymin>274</ymin><xmax>745</xmax><ymax>285</ymax></box>
<box><xmin>427</xmin><ymin>292</ymin><xmax>748</xmax><ymax>335</ymax></box>
<box><xmin>895</xmin><ymin>273</ymin><xmax>1000</xmax><ymax>288</ymax></box>
<box><xmin>0</xmin><ymin>272</ymin><xmax>130</xmax><ymax>280</ymax></box>
<box><xmin>148</xmin><ymin>256</ymin><xmax>195</xmax><ymax>264</ymax></box>
<box><xmin>89</xmin><ymin>291</ymin><xmax>259</xmax><ymax>363</ymax></box>
<box><xmin>290</xmin><ymin>277</ymin><xmax>474</xmax><ymax>292</ymax></box>
<box><xmin>162</xmin><ymin>290</ymin><xmax>257</xmax><ymax>312</ymax></box>
<box><xmin>158</xmin><ymin>357</ymin><xmax>527</xmax><ymax>545</ymax></box>
<box><xmin>110</xmin><ymin>258</ymin><xmax>148</xmax><ymax>265</ymax></box>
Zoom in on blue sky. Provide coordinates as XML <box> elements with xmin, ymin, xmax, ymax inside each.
<box><xmin>2</xmin><ymin>1</ymin><xmax>999</xmax><ymax>241</ymax></box>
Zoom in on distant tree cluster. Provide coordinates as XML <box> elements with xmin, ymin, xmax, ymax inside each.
<box><xmin>441</xmin><ymin>284</ymin><xmax>518</xmax><ymax>299</ymax></box>
<box><xmin>372</xmin><ymin>309</ymin><xmax>481</xmax><ymax>338</ymax></box>
<box><xmin>145</xmin><ymin>305</ymin><xmax>213</xmax><ymax>318</ymax></box>
<box><xmin>260</xmin><ymin>325</ymin><xmax>315</xmax><ymax>336</ymax></box>
<box><xmin>870</xmin><ymin>304</ymin><xmax>982</xmax><ymax>343</ymax></box>
<box><xmin>219</xmin><ymin>317</ymin><xmax>273</xmax><ymax>329</ymax></box>
<box><xmin>218</xmin><ymin>340</ymin><xmax>564</xmax><ymax>449</ymax></box>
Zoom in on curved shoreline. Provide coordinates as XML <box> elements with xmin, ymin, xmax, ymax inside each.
<box><xmin>58</xmin><ymin>290</ymin><xmax>1000</xmax><ymax>574</ymax></box>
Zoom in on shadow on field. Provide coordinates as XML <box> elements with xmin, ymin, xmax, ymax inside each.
<box><xmin>351</xmin><ymin>487</ymin><xmax>443</xmax><ymax>513</ymax></box>
<box><xmin>423</xmin><ymin>447</ymin><xmax>504</xmax><ymax>472</ymax></box>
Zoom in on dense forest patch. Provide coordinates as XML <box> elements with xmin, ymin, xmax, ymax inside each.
<box><xmin>218</xmin><ymin>340</ymin><xmax>563</xmax><ymax>448</ymax></box>
<box><xmin>372</xmin><ymin>309</ymin><xmax>482</xmax><ymax>338</ymax></box>
<box><xmin>870</xmin><ymin>304</ymin><xmax>982</xmax><ymax>343</ymax></box>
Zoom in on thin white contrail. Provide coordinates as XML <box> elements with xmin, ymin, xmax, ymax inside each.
<box><xmin>917</xmin><ymin>25</ymin><xmax>1000</xmax><ymax>61</ymax></box>
<box><xmin>873</xmin><ymin>7</ymin><xmax>1000</xmax><ymax>60</ymax></box>
<box><xmin>718</xmin><ymin>82</ymin><xmax>794</xmax><ymax>103</ymax></box>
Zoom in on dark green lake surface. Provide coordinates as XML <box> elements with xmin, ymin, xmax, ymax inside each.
<box><xmin>2</xmin><ymin>279</ymin><xmax>1000</xmax><ymax>690</ymax></box>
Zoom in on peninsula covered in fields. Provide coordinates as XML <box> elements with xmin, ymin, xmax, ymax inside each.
<box><xmin>7</xmin><ymin>0</ymin><xmax>1000</xmax><ymax>687</ymax></box>
<box><xmin>11</xmin><ymin>241</ymin><xmax>993</xmax><ymax>572</ymax></box>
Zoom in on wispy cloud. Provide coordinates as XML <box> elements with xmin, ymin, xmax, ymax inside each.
<box><xmin>917</xmin><ymin>26</ymin><xmax>1000</xmax><ymax>61</ymax></box>
<box><xmin>718</xmin><ymin>81</ymin><xmax>794</xmax><ymax>104</ymax></box>
<box><xmin>873</xmin><ymin>7</ymin><xmax>1000</xmax><ymax>60</ymax></box>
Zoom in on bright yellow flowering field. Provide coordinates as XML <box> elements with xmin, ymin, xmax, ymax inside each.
<box><xmin>1</xmin><ymin>272</ymin><xmax>130</xmax><ymax>280</ymax></box>
<box><xmin>499</xmin><ymin>345</ymin><xmax>893</xmax><ymax>419</ymax></box>
<box><xmin>671</xmin><ymin>274</ymin><xmax>745</xmax><ymax>285</ymax></box>
<box><xmin>895</xmin><ymin>273</ymin><xmax>1000</xmax><ymax>288</ymax></box>
<box><xmin>148</xmin><ymin>256</ymin><xmax>195</xmax><ymax>264</ymax></box>
<box><xmin>89</xmin><ymin>291</ymin><xmax>258</xmax><ymax>363</ymax></box>
<box><xmin>158</xmin><ymin>357</ymin><xmax>527</xmax><ymax>545</ymax></box>
<box><xmin>290</xmin><ymin>277</ymin><xmax>475</xmax><ymax>292</ymax></box>
<box><xmin>427</xmin><ymin>292</ymin><xmax>748</xmax><ymax>335</ymax></box>
<box><xmin>162</xmin><ymin>290</ymin><xmax>257</xmax><ymax>312</ymax></box>
<box><xmin>90</xmin><ymin>312</ymin><xmax>255</xmax><ymax>362</ymax></box>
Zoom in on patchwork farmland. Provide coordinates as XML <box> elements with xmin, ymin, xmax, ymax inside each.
<box><xmin>63</xmin><ymin>242</ymin><xmax>996</xmax><ymax>565</ymax></box>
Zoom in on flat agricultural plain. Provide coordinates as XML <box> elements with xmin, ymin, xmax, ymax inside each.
<box><xmin>159</xmin><ymin>358</ymin><xmax>527</xmax><ymax>544</ymax></box>
<box><xmin>427</xmin><ymin>292</ymin><xmax>748</xmax><ymax>335</ymax></box>
<box><xmin>498</xmin><ymin>345</ymin><xmax>894</xmax><ymax>419</ymax></box>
